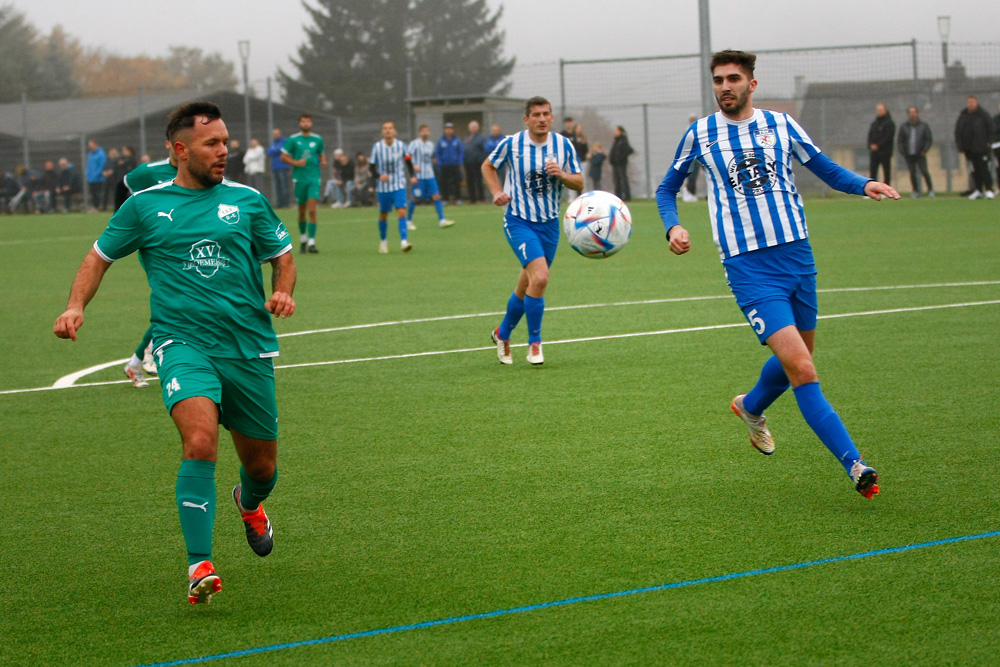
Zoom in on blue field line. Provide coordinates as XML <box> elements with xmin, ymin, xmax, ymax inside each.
<box><xmin>138</xmin><ymin>529</ymin><xmax>1000</xmax><ymax>667</ymax></box>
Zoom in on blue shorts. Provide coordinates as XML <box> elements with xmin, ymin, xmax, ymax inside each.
<box><xmin>724</xmin><ymin>239</ymin><xmax>818</xmax><ymax>344</ymax></box>
<box><xmin>377</xmin><ymin>189</ymin><xmax>408</xmax><ymax>213</ymax></box>
<box><xmin>503</xmin><ymin>213</ymin><xmax>560</xmax><ymax>267</ymax></box>
<box><xmin>412</xmin><ymin>178</ymin><xmax>439</xmax><ymax>200</ymax></box>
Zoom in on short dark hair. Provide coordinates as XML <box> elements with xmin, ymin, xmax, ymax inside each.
<box><xmin>299</xmin><ymin>113</ymin><xmax>312</xmax><ymax>121</ymax></box>
<box><xmin>710</xmin><ymin>50</ymin><xmax>756</xmax><ymax>78</ymax></box>
<box><xmin>563</xmin><ymin>117</ymin><xmax>574</xmax><ymax>123</ymax></box>
<box><xmin>166</xmin><ymin>101</ymin><xmax>223</xmax><ymax>142</ymax></box>
<box><xmin>525</xmin><ymin>96</ymin><xmax>551</xmax><ymax>116</ymax></box>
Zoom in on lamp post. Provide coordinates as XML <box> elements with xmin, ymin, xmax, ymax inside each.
<box><xmin>938</xmin><ymin>16</ymin><xmax>952</xmax><ymax>193</ymax></box>
<box><xmin>238</xmin><ymin>40</ymin><xmax>251</xmax><ymax>149</ymax></box>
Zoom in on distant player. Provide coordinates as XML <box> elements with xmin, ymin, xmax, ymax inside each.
<box><xmin>483</xmin><ymin>96</ymin><xmax>582</xmax><ymax>365</ymax></box>
<box><xmin>54</xmin><ymin>101</ymin><xmax>296</xmax><ymax>604</ymax></box>
<box><xmin>656</xmin><ymin>50</ymin><xmax>899</xmax><ymax>498</ymax></box>
<box><xmin>406</xmin><ymin>124</ymin><xmax>455</xmax><ymax>230</ymax></box>
<box><xmin>121</xmin><ymin>143</ymin><xmax>178</xmax><ymax>387</ymax></box>
<box><xmin>370</xmin><ymin>120</ymin><xmax>414</xmax><ymax>254</ymax></box>
<box><xmin>282</xmin><ymin>113</ymin><xmax>326</xmax><ymax>253</ymax></box>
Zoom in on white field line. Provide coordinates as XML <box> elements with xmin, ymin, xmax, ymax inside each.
<box><xmin>2</xmin><ymin>296</ymin><xmax>995</xmax><ymax>397</ymax></box>
<box><xmin>275</xmin><ymin>281</ymin><xmax>1000</xmax><ymax>338</ymax></box>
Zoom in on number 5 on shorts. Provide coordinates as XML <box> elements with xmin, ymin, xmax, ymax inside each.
<box><xmin>747</xmin><ymin>308</ymin><xmax>765</xmax><ymax>335</ymax></box>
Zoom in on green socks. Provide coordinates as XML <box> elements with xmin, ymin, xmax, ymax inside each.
<box><xmin>176</xmin><ymin>459</ymin><xmax>216</xmax><ymax>566</ymax></box>
<box><xmin>238</xmin><ymin>465</ymin><xmax>278</xmax><ymax>512</ymax></box>
<box><xmin>307</xmin><ymin>222</ymin><xmax>317</xmax><ymax>241</ymax></box>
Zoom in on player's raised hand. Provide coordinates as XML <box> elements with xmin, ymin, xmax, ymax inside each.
<box><xmin>667</xmin><ymin>225</ymin><xmax>691</xmax><ymax>255</ymax></box>
<box><xmin>864</xmin><ymin>181</ymin><xmax>900</xmax><ymax>201</ymax></box>
<box><xmin>53</xmin><ymin>308</ymin><xmax>84</xmax><ymax>341</ymax></box>
<box><xmin>266</xmin><ymin>292</ymin><xmax>296</xmax><ymax>319</ymax></box>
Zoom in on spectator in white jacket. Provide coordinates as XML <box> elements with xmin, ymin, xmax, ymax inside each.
<box><xmin>243</xmin><ymin>138</ymin><xmax>266</xmax><ymax>191</ymax></box>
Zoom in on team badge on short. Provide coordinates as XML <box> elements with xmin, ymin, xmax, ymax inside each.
<box><xmin>218</xmin><ymin>204</ymin><xmax>240</xmax><ymax>224</ymax></box>
<box><xmin>753</xmin><ymin>129</ymin><xmax>776</xmax><ymax>149</ymax></box>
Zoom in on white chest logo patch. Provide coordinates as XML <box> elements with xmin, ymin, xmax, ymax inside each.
<box><xmin>753</xmin><ymin>129</ymin><xmax>776</xmax><ymax>149</ymax></box>
<box><xmin>218</xmin><ymin>204</ymin><xmax>240</xmax><ymax>224</ymax></box>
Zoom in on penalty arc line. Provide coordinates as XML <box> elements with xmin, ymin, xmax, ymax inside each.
<box><xmin>135</xmin><ymin>529</ymin><xmax>1000</xmax><ymax>667</ymax></box>
<box><xmin>2</xmin><ymin>298</ymin><xmax>997</xmax><ymax>396</ymax></box>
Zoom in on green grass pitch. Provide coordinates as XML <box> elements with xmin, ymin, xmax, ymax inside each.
<box><xmin>1</xmin><ymin>194</ymin><xmax>998</xmax><ymax>666</ymax></box>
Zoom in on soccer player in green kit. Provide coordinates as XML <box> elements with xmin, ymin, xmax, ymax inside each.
<box><xmin>281</xmin><ymin>113</ymin><xmax>327</xmax><ymax>253</ymax></box>
<box><xmin>54</xmin><ymin>102</ymin><xmax>297</xmax><ymax>605</ymax></box>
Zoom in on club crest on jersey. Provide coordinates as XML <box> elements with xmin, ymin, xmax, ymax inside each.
<box><xmin>218</xmin><ymin>204</ymin><xmax>240</xmax><ymax>224</ymax></box>
<box><xmin>727</xmin><ymin>152</ymin><xmax>777</xmax><ymax>196</ymax></box>
<box><xmin>525</xmin><ymin>170</ymin><xmax>550</xmax><ymax>195</ymax></box>
<box><xmin>183</xmin><ymin>239</ymin><xmax>231</xmax><ymax>278</ymax></box>
<box><xmin>753</xmin><ymin>129</ymin><xmax>776</xmax><ymax>149</ymax></box>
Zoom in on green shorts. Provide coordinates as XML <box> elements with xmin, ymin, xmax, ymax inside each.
<box><xmin>293</xmin><ymin>178</ymin><xmax>320</xmax><ymax>205</ymax></box>
<box><xmin>156</xmin><ymin>342</ymin><xmax>279</xmax><ymax>440</ymax></box>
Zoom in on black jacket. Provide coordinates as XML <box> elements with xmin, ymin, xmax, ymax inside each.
<box><xmin>954</xmin><ymin>107</ymin><xmax>994</xmax><ymax>153</ymax></box>
<box><xmin>609</xmin><ymin>135</ymin><xmax>634</xmax><ymax>166</ymax></box>
<box><xmin>867</xmin><ymin>113</ymin><xmax>895</xmax><ymax>156</ymax></box>
<box><xmin>896</xmin><ymin>121</ymin><xmax>933</xmax><ymax>157</ymax></box>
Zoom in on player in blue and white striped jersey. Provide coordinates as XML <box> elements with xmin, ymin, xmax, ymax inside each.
<box><xmin>406</xmin><ymin>124</ymin><xmax>455</xmax><ymax>230</ymax></box>
<box><xmin>656</xmin><ymin>50</ymin><xmax>899</xmax><ymax>499</ymax></box>
<box><xmin>370</xmin><ymin>120</ymin><xmax>414</xmax><ymax>253</ymax></box>
<box><xmin>483</xmin><ymin>96</ymin><xmax>582</xmax><ymax>366</ymax></box>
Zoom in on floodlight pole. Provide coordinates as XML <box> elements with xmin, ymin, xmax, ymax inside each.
<box><xmin>698</xmin><ymin>0</ymin><xmax>713</xmax><ymax>116</ymax></box>
<box><xmin>239</xmin><ymin>40</ymin><xmax>251</xmax><ymax>148</ymax></box>
<box><xmin>938</xmin><ymin>16</ymin><xmax>951</xmax><ymax>193</ymax></box>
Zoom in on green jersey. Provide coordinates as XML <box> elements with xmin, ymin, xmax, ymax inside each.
<box><xmin>94</xmin><ymin>180</ymin><xmax>292</xmax><ymax>359</ymax></box>
<box><xmin>124</xmin><ymin>158</ymin><xmax>178</xmax><ymax>193</ymax></box>
<box><xmin>281</xmin><ymin>132</ymin><xmax>325</xmax><ymax>182</ymax></box>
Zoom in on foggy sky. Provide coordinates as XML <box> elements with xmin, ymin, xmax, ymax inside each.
<box><xmin>13</xmin><ymin>0</ymin><xmax>1000</xmax><ymax>93</ymax></box>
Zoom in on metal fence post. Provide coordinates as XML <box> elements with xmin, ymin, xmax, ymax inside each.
<box><xmin>80</xmin><ymin>135</ymin><xmax>89</xmax><ymax>210</ymax></box>
<box><xmin>642</xmin><ymin>103</ymin><xmax>652</xmax><ymax>199</ymax></box>
<box><xmin>138</xmin><ymin>86</ymin><xmax>147</xmax><ymax>158</ymax></box>
<box><xmin>21</xmin><ymin>93</ymin><xmax>30</xmax><ymax>168</ymax></box>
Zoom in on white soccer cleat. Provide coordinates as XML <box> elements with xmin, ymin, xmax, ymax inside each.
<box><xmin>378</xmin><ymin>240</ymin><xmax>388</xmax><ymax>254</ymax></box>
<box><xmin>439</xmin><ymin>218</ymin><xmax>456</xmax><ymax>228</ymax></box>
<box><xmin>986</xmin><ymin>190</ymin><xmax>996</xmax><ymax>200</ymax></box>
<box><xmin>491</xmin><ymin>328</ymin><xmax>512</xmax><ymax>365</ymax></box>
<box><xmin>123</xmin><ymin>363</ymin><xmax>150</xmax><ymax>388</ymax></box>
<box><xmin>968</xmin><ymin>190</ymin><xmax>982</xmax><ymax>200</ymax></box>
<box><xmin>406</xmin><ymin>219</ymin><xmax>417</xmax><ymax>230</ymax></box>
<box><xmin>526</xmin><ymin>341</ymin><xmax>544</xmax><ymax>365</ymax></box>
<box><xmin>681</xmin><ymin>190</ymin><xmax>698</xmax><ymax>203</ymax></box>
<box><xmin>142</xmin><ymin>344</ymin><xmax>158</xmax><ymax>375</ymax></box>
<box><xmin>730</xmin><ymin>394</ymin><xmax>775</xmax><ymax>455</ymax></box>
<box><xmin>401</xmin><ymin>240</ymin><xmax>413</xmax><ymax>253</ymax></box>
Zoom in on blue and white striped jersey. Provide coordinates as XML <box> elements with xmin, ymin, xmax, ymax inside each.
<box><xmin>661</xmin><ymin>109</ymin><xmax>824</xmax><ymax>261</ymax></box>
<box><xmin>407</xmin><ymin>138</ymin><xmax>436</xmax><ymax>179</ymax></box>
<box><xmin>487</xmin><ymin>130</ymin><xmax>580</xmax><ymax>222</ymax></box>
<box><xmin>370</xmin><ymin>139</ymin><xmax>409</xmax><ymax>193</ymax></box>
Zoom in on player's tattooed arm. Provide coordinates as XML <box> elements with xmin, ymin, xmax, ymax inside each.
<box><xmin>266</xmin><ymin>252</ymin><xmax>297</xmax><ymax>318</ymax></box>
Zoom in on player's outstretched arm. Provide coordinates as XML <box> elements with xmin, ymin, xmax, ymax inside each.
<box><xmin>864</xmin><ymin>181</ymin><xmax>901</xmax><ymax>201</ymax></box>
<box><xmin>266</xmin><ymin>252</ymin><xmax>297</xmax><ymax>319</ymax></box>
<box><xmin>53</xmin><ymin>248</ymin><xmax>112</xmax><ymax>341</ymax></box>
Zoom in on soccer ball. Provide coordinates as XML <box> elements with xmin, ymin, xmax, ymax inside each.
<box><xmin>563</xmin><ymin>191</ymin><xmax>632</xmax><ymax>258</ymax></box>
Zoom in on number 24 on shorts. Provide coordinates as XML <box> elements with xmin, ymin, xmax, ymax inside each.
<box><xmin>165</xmin><ymin>377</ymin><xmax>181</xmax><ymax>397</ymax></box>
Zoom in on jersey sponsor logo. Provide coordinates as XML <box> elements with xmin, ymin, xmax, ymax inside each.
<box><xmin>727</xmin><ymin>152</ymin><xmax>776</xmax><ymax>196</ymax></box>
<box><xmin>218</xmin><ymin>204</ymin><xmax>240</xmax><ymax>224</ymax></box>
<box><xmin>525</xmin><ymin>170</ymin><xmax>549</xmax><ymax>195</ymax></box>
<box><xmin>753</xmin><ymin>129</ymin><xmax>776</xmax><ymax>149</ymax></box>
<box><xmin>275</xmin><ymin>225</ymin><xmax>288</xmax><ymax>241</ymax></box>
<box><xmin>158</xmin><ymin>209</ymin><xmax>174</xmax><ymax>221</ymax></box>
<box><xmin>183</xmin><ymin>239</ymin><xmax>231</xmax><ymax>278</ymax></box>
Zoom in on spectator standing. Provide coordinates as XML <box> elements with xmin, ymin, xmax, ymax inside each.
<box><xmin>57</xmin><ymin>157</ymin><xmax>81</xmax><ymax>212</ymax></box>
<box><xmin>609</xmin><ymin>125</ymin><xmax>634</xmax><ymax>201</ymax></box>
<box><xmin>464</xmin><ymin>120</ymin><xmax>487</xmax><ymax>203</ymax></box>
<box><xmin>896</xmin><ymin>106</ymin><xmax>934</xmax><ymax>198</ymax></box>
<box><xmin>102</xmin><ymin>148</ymin><xmax>119</xmax><ymax>210</ymax></box>
<box><xmin>484</xmin><ymin>123</ymin><xmax>506</xmax><ymax>185</ymax></box>
<box><xmin>435</xmin><ymin>123</ymin><xmax>464</xmax><ymax>204</ymax></box>
<box><xmin>225</xmin><ymin>138</ymin><xmax>245</xmax><ymax>183</ymax></box>
<box><xmin>243</xmin><ymin>138</ymin><xmax>266</xmax><ymax>192</ymax></box>
<box><xmin>85</xmin><ymin>139</ymin><xmax>107</xmax><ymax>211</ymax></box>
<box><xmin>867</xmin><ymin>103</ymin><xmax>895</xmax><ymax>185</ymax></box>
<box><xmin>113</xmin><ymin>146</ymin><xmax>137</xmax><ymax>211</ymax></box>
<box><xmin>355</xmin><ymin>152</ymin><xmax>375</xmax><ymax>206</ymax></box>
<box><xmin>955</xmin><ymin>95</ymin><xmax>995</xmax><ymax>200</ymax></box>
<box><xmin>682</xmin><ymin>113</ymin><xmax>701</xmax><ymax>202</ymax></box>
<box><xmin>993</xmin><ymin>101</ymin><xmax>1000</xmax><ymax>190</ymax></box>
<box><xmin>267</xmin><ymin>128</ymin><xmax>291</xmax><ymax>208</ymax></box>
<box><xmin>37</xmin><ymin>160</ymin><xmax>60</xmax><ymax>213</ymax></box>
<box><xmin>588</xmin><ymin>141</ymin><xmax>606</xmax><ymax>191</ymax></box>
<box><xmin>570</xmin><ymin>125</ymin><xmax>588</xmax><ymax>198</ymax></box>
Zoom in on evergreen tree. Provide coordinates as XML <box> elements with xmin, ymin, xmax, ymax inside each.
<box><xmin>409</xmin><ymin>0</ymin><xmax>514</xmax><ymax>98</ymax></box>
<box><xmin>34</xmin><ymin>26</ymin><xmax>80</xmax><ymax>100</ymax></box>
<box><xmin>280</xmin><ymin>0</ymin><xmax>411</xmax><ymax>119</ymax></box>
<box><xmin>0</xmin><ymin>5</ymin><xmax>40</xmax><ymax>102</ymax></box>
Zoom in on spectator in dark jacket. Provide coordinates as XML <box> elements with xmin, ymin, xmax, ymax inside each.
<box><xmin>435</xmin><ymin>123</ymin><xmax>464</xmax><ymax>204</ymax></box>
<box><xmin>113</xmin><ymin>145</ymin><xmax>137</xmax><ymax>211</ymax></box>
<box><xmin>588</xmin><ymin>141</ymin><xmax>606</xmax><ymax>192</ymax></box>
<box><xmin>464</xmin><ymin>120</ymin><xmax>487</xmax><ymax>203</ymax></box>
<box><xmin>896</xmin><ymin>107</ymin><xmax>934</xmax><ymax>198</ymax></box>
<box><xmin>57</xmin><ymin>157</ymin><xmax>81</xmax><ymax>212</ymax></box>
<box><xmin>867</xmin><ymin>103</ymin><xmax>895</xmax><ymax>185</ymax></box>
<box><xmin>37</xmin><ymin>160</ymin><xmax>60</xmax><ymax>212</ymax></box>
<box><xmin>609</xmin><ymin>126</ymin><xmax>634</xmax><ymax>201</ymax></box>
<box><xmin>225</xmin><ymin>138</ymin><xmax>245</xmax><ymax>183</ymax></box>
<box><xmin>955</xmin><ymin>95</ymin><xmax>995</xmax><ymax>199</ymax></box>
<box><xmin>991</xmin><ymin>101</ymin><xmax>1000</xmax><ymax>194</ymax></box>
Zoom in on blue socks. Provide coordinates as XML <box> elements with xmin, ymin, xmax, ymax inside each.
<box><xmin>743</xmin><ymin>355</ymin><xmax>791</xmax><ymax>416</ymax></box>
<box><xmin>398</xmin><ymin>217</ymin><xmax>408</xmax><ymax>242</ymax></box>
<box><xmin>434</xmin><ymin>200</ymin><xmax>445</xmax><ymax>219</ymax></box>
<box><xmin>793</xmin><ymin>382</ymin><xmax>860</xmax><ymax>473</ymax></box>
<box><xmin>524</xmin><ymin>295</ymin><xmax>545</xmax><ymax>344</ymax></box>
<box><xmin>407</xmin><ymin>200</ymin><xmax>416</xmax><ymax>221</ymax></box>
<box><xmin>498</xmin><ymin>292</ymin><xmax>524</xmax><ymax>340</ymax></box>
<box><xmin>378</xmin><ymin>219</ymin><xmax>388</xmax><ymax>241</ymax></box>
